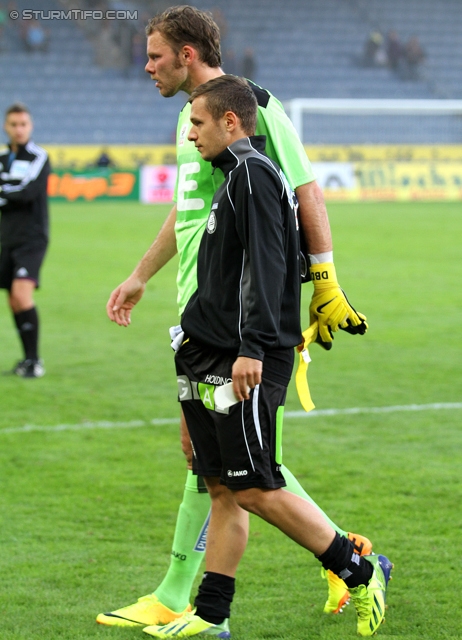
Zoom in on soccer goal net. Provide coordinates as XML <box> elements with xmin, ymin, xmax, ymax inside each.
<box><xmin>285</xmin><ymin>99</ymin><xmax>462</xmax><ymax>145</ymax></box>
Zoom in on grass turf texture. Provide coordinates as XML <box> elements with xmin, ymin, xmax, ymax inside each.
<box><xmin>0</xmin><ymin>201</ymin><xmax>461</xmax><ymax>639</ymax></box>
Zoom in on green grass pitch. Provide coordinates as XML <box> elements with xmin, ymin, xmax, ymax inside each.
<box><xmin>0</xmin><ymin>201</ymin><xmax>461</xmax><ymax>639</ymax></box>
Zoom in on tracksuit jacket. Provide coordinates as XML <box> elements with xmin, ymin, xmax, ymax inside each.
<box><xmin>182</xmin><ymin>135</ymin><xmax>303</xmax><ymax>364</ymax></box>
<box><xmin>0</xmin><ymin>141</ymin><xmax>50</xmax><ymax>248</ymax></box>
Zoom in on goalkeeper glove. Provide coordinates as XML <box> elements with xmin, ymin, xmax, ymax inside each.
<box><xmin>309</xmin><ymin>262</ymin><xmax>368</xmax><ymax>345</ymax></box>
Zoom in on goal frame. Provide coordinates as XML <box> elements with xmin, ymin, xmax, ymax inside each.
<box><xmin>285</xmin><ymin>98</ymin><xmax>462</xmax><ymax>143</ymax></box>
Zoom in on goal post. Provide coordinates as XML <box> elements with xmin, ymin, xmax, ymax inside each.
<box><xmin>285</xmin><ymin>99</ymin><xmax>462</xmax><ymax>145</ymax></box>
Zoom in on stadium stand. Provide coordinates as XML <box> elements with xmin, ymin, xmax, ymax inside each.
<box><xmin>350</xmin><ymin>0</ymin><xmax>462</xmax><ymax>98</ymax></box>
<box><xmin>0</xmin><ymin>0</ymin><xmax>184</xmax><ymax>144</ymax></box>
<box><xmin>0</xmin><ymin>0</ymin><xmax>460</xmax><ymax>144</ymax></box>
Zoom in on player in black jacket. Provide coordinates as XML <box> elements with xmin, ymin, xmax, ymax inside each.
<box><xmin>0</xmin><ymin>103</ymin><xmax>50</xmax><ymax>378</ymax></box>
<box><xmin>182</xmin><ymin>132</ymin><xmax>302</xmax><ymax>372</ymax></box>
<box><xmin>144</xmin><ymin>76</ymin><xmax>392</xmax><ymax>639</ymax></box>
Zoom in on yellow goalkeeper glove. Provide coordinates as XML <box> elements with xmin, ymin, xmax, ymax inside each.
<box><xmin>309</xmin><ymin>262</ymin><xmax>368</xmax><ymax>345</ymax></box>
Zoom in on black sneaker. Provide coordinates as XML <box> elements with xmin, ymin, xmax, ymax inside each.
<box><xmin>14</xmin><ymin>359</ymin><xmax>45</xmax><ymax>378</ymax></box>
<box><xmin>24</xmin><ymin>359</ymin><xmax>45</xmax><ymax>378</ymax></box>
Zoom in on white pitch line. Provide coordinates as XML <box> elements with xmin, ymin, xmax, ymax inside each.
<box><xmin>0</xmin><ymin>417</ymin><xmax>178</xmax><ymax>435</ymax></box>
<box><xmin>0</xmin><ymin>402</ymin><xmax>461</xmax><ymax>435</ymax></box>
<box><xmin>285</xmin><ymin>402</ymin><xmax>462</xmax><ymax>418</ymax></box>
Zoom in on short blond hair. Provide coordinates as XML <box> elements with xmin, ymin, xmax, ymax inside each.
<box><xmin>146</xmin><ymin>5</ymin><xmax>221</xmax><ymax>67</ymax></box>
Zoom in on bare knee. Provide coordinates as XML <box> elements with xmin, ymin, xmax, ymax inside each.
<box><xmin>9</xmin><ymin>280</ymin><xmax>35</xmax><ymax>313</ymax></box>
<box><xmin>9</xmin><ymin>292</ymin><xmax>31</xmax><ymax>314</ymax></box>
<box><xmin>232</xmin><ymin>487</ymin><xmax>268</xmax><ymax>514</ymax></box>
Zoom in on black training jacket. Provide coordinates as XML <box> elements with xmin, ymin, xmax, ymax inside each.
<box><xmin>182</xmin><ymin>135</ymin><xmax>303</xmax><ymax>362</ymax></box>
<box><xmin>0</xmin><ymin>141</ymin><xmax>50</xmax><ymax>247</ymax></box>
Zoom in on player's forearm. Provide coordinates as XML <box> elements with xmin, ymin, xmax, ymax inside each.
<box><xmin>0</xmin><ymin>180</ymin><xmax>41</xmax><ymax>203</ymax></box>
<box><xmin>295</xmin><ymin>181</ymin><xmax>332</xmax><ymax>254</ymax></box>
<box><xmin>132</xmin><ymin>205</ymin><xmax>178</xmax><ymax>283</ymax></box>
<box><xmin>0</xmin><ymin>167</ymin><xmax>49</xmax><ymax>203</ymax></box>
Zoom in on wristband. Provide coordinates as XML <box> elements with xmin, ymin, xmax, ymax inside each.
<box><xmin>308</xmin><ymin>251</ymin><xmax>333</xmax><ymax>265</ymax></box>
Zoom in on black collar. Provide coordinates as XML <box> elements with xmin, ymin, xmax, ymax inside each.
<box><xmin>7</xmin><ymin>142</ymin><xmax>28</xmax><ymax>153</ymax></box>
<box><xmin>212</xmin><ymin>135</ymin><xmax>267</xmax><ymax>176</ymax></box>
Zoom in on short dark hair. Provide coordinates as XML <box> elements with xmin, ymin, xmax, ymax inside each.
<box><xmin>146</xmin><ymin>5</ymin><xmax>221</xmax><ymax>68</ymax></box>
<box><xmin>189</xmin><ymin>75</ymin><xmax>258</xmax><ymax>136</ymax></box>
<box><xmin>5</xmin><ymin>103</ymin><xmax>31</xmax><ymax>118</ymax></box>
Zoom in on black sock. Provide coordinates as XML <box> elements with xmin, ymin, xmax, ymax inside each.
<box><xmin>13</xmin><ymin>307</ymin><xmax>39</xmax><ymax>361</ymax></box>
<box><xmin>317</xmin><ymin>532</ymin><xmax>373</xmax><ymax>589</ymax></box>
<box><xmin>194</xmin><ymin>571</ymin><xmax>235</xmax><ymax>624</ymax></box>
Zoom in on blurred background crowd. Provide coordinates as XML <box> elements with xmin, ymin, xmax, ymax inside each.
<box><xmin>0</xmin><ymin>0</ymin><xmax>460</xmax><ymax>144</ymax></box>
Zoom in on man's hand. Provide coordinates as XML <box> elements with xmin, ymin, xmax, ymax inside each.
<box><xmin>106</xmin><ymin>275</ymin><xmax>146</xmax><ymax>327</ymax></box>
<box><xmin>309</xmin><ymin>262</ymin><xmax>368</xmax><ymax>344</ymax></box>
<box><xmin>232</xmin><ymin>356</ymin><xmax>263</xmax><ymax>401</ymax></box>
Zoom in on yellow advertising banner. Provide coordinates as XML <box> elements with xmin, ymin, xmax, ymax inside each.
<box><xmin>305</xmin><ymin>145</ymin><xmax>462</xmax><ymax>162</ymax></box>
<box><xmin>43</xmin><ymin>145</ymin><xmax>176</xmax><ymax>170</ymax></box>
<box><xmin>356</xmin><ymin>161</ymin><xmax>462</xmax><ymax>199</ymax></box>
<box><xmin>43</xmin><ymin>143</ymin><xmax>462</xmax><ymax>169</ymax></box>
<box><xmin>41</xmin><ymin>145</ymin><xmax>462</xmax><ymax>200</ymax></box>
<box><xmin>320</xmin><ymin>161</ymin><xmax>462</xmax><ymax>201</ymax></box>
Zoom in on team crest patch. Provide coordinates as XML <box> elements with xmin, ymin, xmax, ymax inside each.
<box><xmin>206</xmin><ymin>211</ymin><xmax>217</xmax><ymax>234</ymax></box>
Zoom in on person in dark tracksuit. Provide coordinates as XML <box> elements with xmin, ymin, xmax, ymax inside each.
<box><xmin>0</xmin><ymin>103</ymin><xmax>50</xmax><ymax>378</ymax></box>
<box><xmin>143</xmin><ymin>75</ymin><xmax>391</xmax><ymax>640</ymax></box>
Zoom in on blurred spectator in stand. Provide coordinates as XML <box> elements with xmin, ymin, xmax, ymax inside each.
<box><xmin>94</xmin><ymin>20</ymin><xmax>124</xmax><ymax>69</ymax></box>
<box><xmin>7</xmin><ymin>0</ymin><xmax>17</xmax><ymax>17</ymax></box>
<box><xmin>386</xmin><ymin>30</ymin><xmax>402</xmax><ymax>72</ymax></box>
<box><xmin>80</xmin><ymin>0</ymin><xmax>109</xmax><ymax>39</ymax></box>
<box><xmin>116</xmin><ymin>19</ymin><xmax>135</xmax><ymax>77</ymax></box>
<box><xmin>223</xmin><ymin>49</ymin><xmax>237</xmax><ymax>75</ymax></box>
<box><xmin>0</xmin><ymin>5</ymin><xmax>7</xmax><ymax>51</ymax></box>
<box><xmin>211</xmin><ymin>7</ymin><xmax>229</xmax><ymax>51</ymax></box>
<box><xmin>242</xmin><ymin>47</ymin><xmax>256</xmax><ymax>81</ymax></box>
<box><xmin>132</xmin><ymin>32</ymin><xmax>147</xmax><ymax>77</ymax></box>
<box><xmin>95</xmin><ymin>149</ymin><xmax>115</xmax><ymax>168</ymax></box>
<box><xmin>403</xmin><ymin>36</ymin><xmax>426</xmax><ymax>79</ymax></box>
<box><xmin>362</xmin><ymin>29</ymin><xmax>387</xmax><ymax>67</ymax></box>
<box><xmin>23</xmin><ymin>19</ymin><xmax>49</xmax><ymax>52</ymax></box>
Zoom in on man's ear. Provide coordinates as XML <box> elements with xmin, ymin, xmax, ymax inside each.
<box><xmin>224</xmin><ymin>111</ymin><xmax>239</xmax><ymax>132</ymax></box>
<box><xmin>181</xmin><ymin>45</ymin><xmax>196</xmax><ymax>65</ymax></box>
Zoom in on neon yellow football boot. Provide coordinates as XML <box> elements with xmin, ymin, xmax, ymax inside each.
<box><xmin>96</xmin><ymin>593</ymin><xmax>192</xmax><ymax>627</ymax></box>
<box><xmin>143</xmin><ymin>612</ymin><xmax>231</xmax><ymax>638</ymax></box>
<box><xmin>348</xmin><ymin>554</ymin><xmax>393</xmax><ymax>636</ymax></box>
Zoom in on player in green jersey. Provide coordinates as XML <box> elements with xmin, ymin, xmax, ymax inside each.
<box><xmin>100</xmin><ymin>5</ymin><xmax>370</xmax><ymax>630</ymax></box>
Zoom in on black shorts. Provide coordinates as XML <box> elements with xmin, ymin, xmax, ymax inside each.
<box><xmin>0</xmin><ymin>242</ymin><xmax>47</xmax><ymax>290</ymax></box>
<box><xmin>175</xmin><ymin>338</ymin><xmax>288</xmax><ymax>491</ymax></box>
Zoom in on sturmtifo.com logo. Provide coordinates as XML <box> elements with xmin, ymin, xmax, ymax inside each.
<box><xmin>10</xmin><ymin>9</ymin><xmax>138</xmax><ymax>20</ymax></box>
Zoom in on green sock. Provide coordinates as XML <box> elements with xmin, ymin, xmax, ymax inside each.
<box><xmin>154</xmin><ymin>470</ymin><xmax>210</xmax><ymax>612</ymax></box>
<box><xmin>281</xmin><ymin>464</ymin><xmax>347</xmax><ymax>536</ymax></box>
